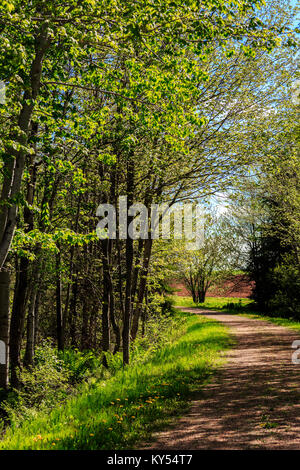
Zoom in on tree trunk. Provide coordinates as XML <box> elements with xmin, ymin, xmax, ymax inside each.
<box><xmin>131</xmin><ymin>238</ymin><xmax>153</xmax><ymax>341</ymax></box>
<box><xmin>10</xmin><ymin>257</ymin><xmax>30</xmax><ymax>387</ymax></box>
<box><xmin>34</xmin><ymin>280</ymin><xmax>41</xmax><ymax>349</ymax></box>
<box><xmin>24</xmin><ymin>288</ymin><xmax>37</xmax><ymax>367</ymax></box>
<box><xmin>101</xmin><ymin>240</ymin><xmax>111</xmax><ymax>367</ymax></box>
<box><xmin>69</xmin><ymin>267</ymin><xmax>78</xmax><ymax>347</ymax></box>
<box><xmin>80</xmin><ymin>296</ymin><xmax>90</xmax><ymax>351</ymax></box>
<box><xmin>56</xmin><ymin>248</ymin><xmax>64</xmax><ymax>351</ymax></box>
<box><xmin>122</xmin><ymin>158</ymin><xmax>134</xmax><ymax>365</ymax></box>
<box><xmin>0</xmin><ymin>30</ymin><xmax>50</xmax><ymax>269</ymax></box>
<box><xmin>0</xmin><ymin>31</ymin><xmax>49</xmax><ymax>388</ymax></box>
<box><xmin>0</xmin><ymin>271</ymin><xmax>10</xmax><ymax>389</ymax></box>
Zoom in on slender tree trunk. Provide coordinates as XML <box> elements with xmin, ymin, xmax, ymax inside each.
<box><xmin>122</xmin><ymin>158</ymin><xmax>134</xmax><ymax>365</ymax></box>
<box><xmin>65</xmin><ymin>197</ymin><xmax>81</xmax><ymax>346</ymax></box>
<box><xmin>10</xmin><ymin>257</ymin><xmax>30</xmax><ymax>387</ymax></box>
<box><xmin>107</xmin><ymin>241</ymin><xmax>120</xmax><ymax>354</ymax></box>
<box><xmin>80</xmin><ymin>296</ymin><xmax>90</xmax><ymax>351</ymax></box>
<box><xmin>24</xmin><ymin>287</ymin><xmax>37</xmax><ymax>367</ymax></box>
<box><xmin>142</xmin><ymin>288</ymin><xmax>149</xmax><ymax>338</ymax></box>
<box><xmin>0</xmin><ymin>32</ymin><xmax>49</xmax><ymax>388</ymax></box>
<box><xmin>34</xmin><ymin>289</ymin><xmax>41</xmax><ymax>348</ymax></box>
<box><xmin>69</xmin><ymin>266</ymin><xmax>78</xmax><ymax>347</ymax></box>
<box><xmin>0</xmin><ymin>271</ymin><xmax>10</xmax><ymax>389</ymax></box>
<box><xmin>56</xmin><ymin>248</ymin><xmax>64</xmax><ymax>351</ymax></box>
<box><xmin>0</xmin><ymin>30</ymin><xmax>50</xmax><ymax>268</ymax></box>
<box><xmin>131</xmin><ymin>238</ymin><xmax>153</xmax><ymax>340</ymax></box>
<box><xmin>131</xmin><ymin>238</ymin><xmax>144</xmax><ymax>303</ymax></box>
<box><xmin>101</xmin><ymin>239</ymin><xmax>111</xmax><ymax>367</ymax></box>
<box><xmin>9</xmin><ymin>123</ymin><xmax>39</xmax><ymax>383</ymax></box>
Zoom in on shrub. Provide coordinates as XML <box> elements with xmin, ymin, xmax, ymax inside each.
<box><xmin>160</xmin><ymin>296</ymin><xmax>176</xmax><ymax>315</ymax></box>
<box><xmin>58</xmin><ymin>349</ymin><xmax>104</xmax><ymax>383</ymax></box>
<box><xmin>2</xmin><ymin>341</ymin><xmax>71</xmax><ymax>425</ymax></box>
<box><xmin>269</xmin><ymin>258</ymin><xmax>300</xmax><ymax>318</ymax></box>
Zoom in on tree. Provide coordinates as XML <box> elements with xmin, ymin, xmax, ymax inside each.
<box><xmin>224</xmin><ymin>101</ymin><xmax>300</xmax><ymax>315</ymax></box>
<box><xmin>0</xmin><ymin>0</ymin><xmax>294</xmax><ymax>388</ymax></box>
<box><xmin>172</xmin><ymin>213</ymin><xmax>233</xmax><ymax>302</ymax></box>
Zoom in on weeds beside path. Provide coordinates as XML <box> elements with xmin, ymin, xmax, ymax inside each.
<box><xmin>0</xmin><ymin>312</ymin><xmax>231</xmax><ymax>450</ymax></box>
<box><xmin>143</xmin><ymin>307</ymin><xmax>300</xmax><ymax>450</ymax></box>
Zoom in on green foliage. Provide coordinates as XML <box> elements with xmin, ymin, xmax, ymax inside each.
<box><xmin>2</xmin><ymin>341</ymin><xmax>71</xmax><ymax>425</ymax></box>
<box><xmin>268</xmin><ymin>256</ymin><xmax>300</xmax><ymax>318</ymax></box>
<box><xmin>0</xmin><ymin>312</ymin><xmax>232</xmax><ymax>450</ymax></box>
<box><xmin>131</xmin><ymin>310</ymin><xmax>184</xmax><ymax>364</ymax></box>
<box><xmin>232</xmin><ymin>105</ymin><xmax>300</xmax><ymax>316</ymax></box>
<box><xmin>58</xmin><ymin>349</ymin><xmax>104</xmax><ymax>384</ymax></box>
<box><xmin>0</xmin><ymin>308</ymin><xmax>183</xmax><ymax>432</ymax></box>
<box><xmin>0</xmin><ymin>342</ymin><xmax>107</xmax><ymax>428</ymax></box>
<box><xmin>0</xmin><ymin>0</ymin><xmax>298</xmax><ymax>447</ymax></box>
<box><xmin>159</xmin><ymin>296</ymin><xmax>176</xmax><ymax>316</ymax></box>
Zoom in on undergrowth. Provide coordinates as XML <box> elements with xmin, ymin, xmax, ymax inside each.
<box><xmin>0</xmin><ymin>311</ymin><xmax>231</xmax><ymax>450</ymax></box>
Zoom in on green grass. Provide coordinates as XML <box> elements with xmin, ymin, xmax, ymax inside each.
<box><xmin>172</xmin><ymin>295</ymin><xmax>300</xmax><ymax>332</ymax></box>
<box><xmin>237</xmin><ymin>312</ymin><xmax>300</xmax><ymax>332</ymax></box>
<box><xmin>170</xmin><ymin>295</ymin><xmax>253</xmax><ymax>310</ymax></box>
<box><xmin>0</xmin><ymin>312</ymin><xmax>232</xmax><ymax>450</ymax></box>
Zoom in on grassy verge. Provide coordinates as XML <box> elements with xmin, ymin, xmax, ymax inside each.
<box><xmin>237</xmin><ymin>313</ymin><xmax>300</xmax><ymax>332</ymax></box>
<box><xmin>172</xmin><ymin>295</ymin><xmax>300</xmax><ymax>332</ymax></box>
<box><xmin>0</xmin><ymin>312</ymin><xmax>232</xmax><ymax>450</ymax></box>
<box><xmin>170</xmin><ymin>295</ymin><xmax>253</xmax><ymax>310</ymax></box>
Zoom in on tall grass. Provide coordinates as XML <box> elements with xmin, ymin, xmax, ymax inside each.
<box><xmin>0</xmin><ymin>312</ymin><xmax>232</xmax><ymax>450</ymax></box>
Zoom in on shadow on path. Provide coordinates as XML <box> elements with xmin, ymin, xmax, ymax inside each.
<box><xmin>142</xmin><ymin>308</ymin><xmax>300</xmax><ymax>449</ymax></box>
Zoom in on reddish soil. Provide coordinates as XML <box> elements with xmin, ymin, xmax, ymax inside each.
<box><xmin>170</xmin><ymin>274</ymin><xmax>254</xmax><ymax>298</ymax></box>
<box><xmin>142</xmin><ymin>308</ymin><xmax>300</xmax><ymax>450</ymax></box>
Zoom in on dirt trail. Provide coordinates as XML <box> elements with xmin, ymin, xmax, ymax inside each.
<box><xmin>142</xmin><ymin>309</ymin><xmax>300</xmax><ymax>450</ymax></box>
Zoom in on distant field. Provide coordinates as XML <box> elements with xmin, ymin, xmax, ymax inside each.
<box><xmin>170</xmin><ymin>274</ymin><xmax>254</xmax><ymax>298</ymax></box>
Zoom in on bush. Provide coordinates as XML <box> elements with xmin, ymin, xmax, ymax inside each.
<box><xmin>0</xmin><ymin>310</ymin><xmax>183</xmax><ymax>430</ymax></box>
<box><xmin>2</xmin><ymin>341</ymin><xmax>71</xmax><ymax>425</ymax></box>
<box><xmin>1</xmin><ymin>341</ymin><xmax>106</xmax><ymax>427</ymax></box>
<box><xmin>160</xmin><ymin>296</ymin><xmax>176</xmax><ymax>315</ymax></box>
<box><xmin>58</xmin><ymin>349</ymin><xmax>104</xmax><ymax>383</ymax></box>
<box><xmin>222</xmin><ymin>300</ymin><xmax>243</xmax><ymax>311</ymax></box>
<box><xmin>268</xmin><ymin>258</ymin><xmax>300</xmax><ymax>318</ymax></box>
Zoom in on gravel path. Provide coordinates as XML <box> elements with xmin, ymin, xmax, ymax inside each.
<box><xmin>142</xmin><ymin>308</ymin><xmax>300</xmax><ymax>450</ymax></box>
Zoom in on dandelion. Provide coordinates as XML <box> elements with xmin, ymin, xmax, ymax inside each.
<box><xmin>89</xmin><ymin>433</ymin><xmax>94</xmax><ymax>436</ymax></box>
<box><xmin>108</xmin><ymin>427</ymin><xmax>113</xmax><ymax>431</ymax></box>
